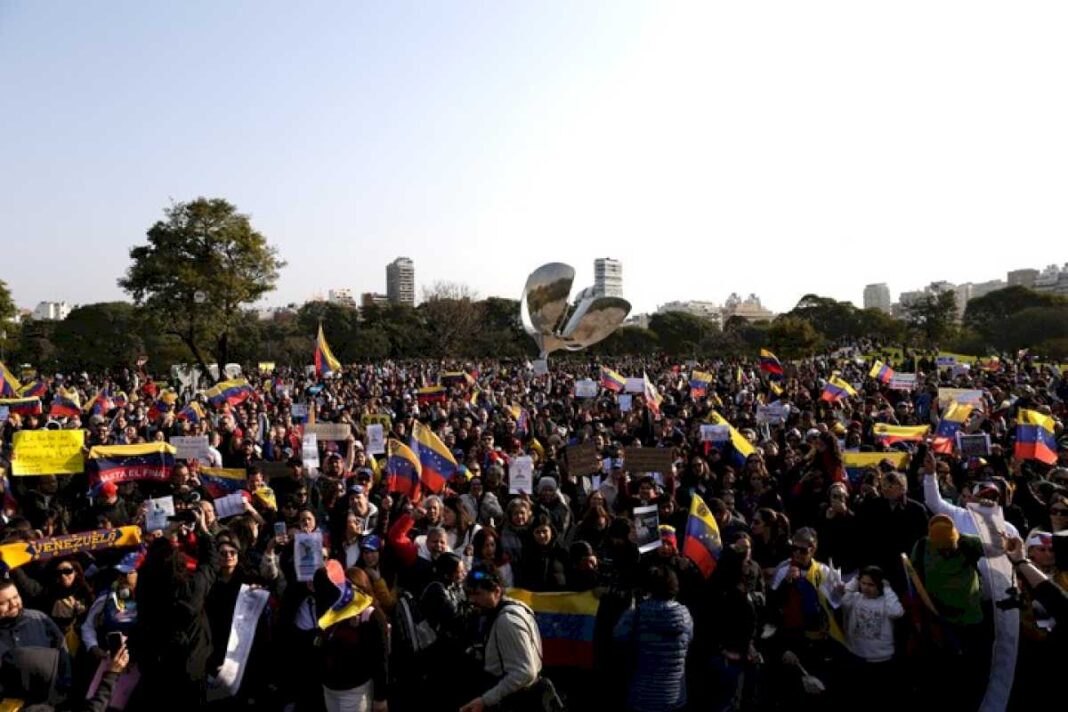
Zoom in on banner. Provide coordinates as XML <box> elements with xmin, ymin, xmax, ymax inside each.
<box><xmin>304</xmin><ymin>423</ymin><xmax>351</xmax><ymax>441</ymax></box>
<box><xmin>938</xmin><ymin>388</ymin><xmax>984</xmax><ymax>409</ymax></box>
<box><xmin>87</xmin><ymin>443</ymin><xmax>177</xmax><ymax>488</ymax></box>
<box><xmin>0</xmin><ymin>526</ymin><xmax>142</xmax><ymax>572</ymax></box>
<box><xmin>207</xmin><ymin>584</ymin><xmax>270</xmax><ymax>701</ymax></box>
<box><xmin>12</xmin><ymin>429</ymin><xmax>85</xmax><ymax>475</ymax></box>
<box><xmin>888</xmin><ymin>373</ymin><xmax>917</xmax><ymax>391</ymax></box>
<box><xmin>170</xmin><ymin>435</ymin><xmax>211</xmax><ymax>462</ymax></box>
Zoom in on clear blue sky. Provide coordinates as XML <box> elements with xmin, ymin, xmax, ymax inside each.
<box><xmin>2</xmin><ymin>1</ymin><xmax>1066</xmax><ymax>316</ymax></box>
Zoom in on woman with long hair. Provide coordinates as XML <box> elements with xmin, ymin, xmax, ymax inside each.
<box><xmin>471</xmin><ymin>526</ymin><xmax>513</xmax><ymax>587</ymax></box>
<box><xmin>442</xmin><ymin>495</ymin><xmax>481</xmax><ymax>564</ymax></box>
<box><xmin>750</xmin><ymin>508</ymin><xmax>791</xmax><ymax>579</ymax></box>
<box><xmin>42</xmin><ymin>558</ymin><xmax>93</xmax><ymax>641</ymax></box>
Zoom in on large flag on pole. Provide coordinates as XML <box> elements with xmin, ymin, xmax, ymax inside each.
<box><xmin>682</xmin><ymin>493</ymin><xmax>722</xmax><ymax>578</ymax></box>
<box><xmin>314</xmin><ymin>324</ymin><xmax>342</xmax><ymax>378</ymax></box>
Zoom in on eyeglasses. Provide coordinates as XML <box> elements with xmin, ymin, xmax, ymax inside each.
<box><xmin>56</xmin><ymin>568</ymin><xmax>76</xmax><ymax>576</ymax></box>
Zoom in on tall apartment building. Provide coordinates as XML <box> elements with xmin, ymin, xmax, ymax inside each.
<box><xmin>862</xmin><ymin>283</ymin><xmax>891</xmax><ymax>313</ymax></box>
<box><xmin>386</xmin><ymin>257</ymin><xmax>415</xmax><ymax>307</ymax></box>
<box><xmin>32</xmin><ymin>301</ymin><xmax>71</xmax><ymax>321</ymax></box>
<box><xmin>1007</xmin><ymin>269</ymin><xmax>1039</xmax><ymax>289</ymax></box>
<box><xmin>593</xmin><ymin>258</ymin><xmax>623</xmax><ymax>298</ymax></box>
<box><xmin>327</xmin><ymin>289</ymin><xmax>356</xmax><ymax>307</ymax></box>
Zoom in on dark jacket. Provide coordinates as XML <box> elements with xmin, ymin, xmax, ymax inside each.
<box><xmin>613</xmin><ymin>599</ymin><xmax>694</xmax><ymax>711</ymax></box>
<box><xmin>517</xmin><ymin>541</ymin><xmax>568</xmax><ymax>592</ymax></box>
<box><xmin>316</xmin><ymin>606</ymin><xmax>389</xmax><ymax>697</ymax></box>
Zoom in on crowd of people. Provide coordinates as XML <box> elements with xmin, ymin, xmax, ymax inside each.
<box><xmin>1</xmin><ymin>344</ymin><xmax>1067</xmax><ymax>711</ymax></box>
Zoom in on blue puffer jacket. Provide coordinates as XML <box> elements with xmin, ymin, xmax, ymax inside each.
<box><xmin>613</xmin><ymin>598</ymin><xmax>694</xmax><ymax>712</ymax></box>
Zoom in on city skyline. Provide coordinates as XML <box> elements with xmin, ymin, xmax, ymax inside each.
<box><xmin>3</xmin><ymin>3</ymin><xmax>1067</xmax><ymax>316</ymax></box>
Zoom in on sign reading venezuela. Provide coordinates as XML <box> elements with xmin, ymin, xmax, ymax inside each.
<box><xmin>0</xmin><ymin>526</ymin><xmax>142</xmax><ymax>572</ymax></box>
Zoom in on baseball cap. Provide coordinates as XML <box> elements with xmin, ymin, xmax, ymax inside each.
<box><xmin>360</xmin><ymin>534</ymin><xmax>382</xmax><ymax>551</ymax></box>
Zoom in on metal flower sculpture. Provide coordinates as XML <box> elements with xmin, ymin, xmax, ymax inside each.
<box><xmin>520</xmin><ymin>262</ymin><xmax>631</xmax><ymax>358</ymax></box>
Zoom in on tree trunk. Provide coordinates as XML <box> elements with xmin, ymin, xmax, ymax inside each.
<box><xmin>183</xmin><ymin>332</ymin><xmax>218</xmax><ymax>385</ymax></box>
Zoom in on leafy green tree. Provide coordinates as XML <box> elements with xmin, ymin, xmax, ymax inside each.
<box><xmin>904</xmin><ymin>291</ymin><xmax>958</xmax><ymax>345</ymax></box>
<box><xmin>0</xmin><ymin>279</ymin><xmax>15</xmax><ymax>324</ymax></box>
<box><xmin>786</xmin><ymin>295</ymin><xmax>860</xmax><ymax>340</ymax></box>
<box><xmin>995</xmin><ymin>306</ymin><xmax>1068</xmax><ymax>353</ymax></box>
<box><xmin>51</xmin><ymin>302</ymin><xmax>144</xmax><ymax>372</ymax></box>
<box><xmin>854</xmin><ymin>308</ymin><xmax>906</xmax><ymax>342</ymax></box>
<box><xmin>118</xmin><ymin>198</ymin><xmax>285</xmax><ymax>381</ymax></box>
<box><xmin>592</xmin><ymin>326</ymin><xmax>660</xmax><ymax>355</ymax></box>
<box><xmin>963</xmin><ymin>286</ymin><xmax>1068</xmax><ymax>340</ymax></box>
<box><xmin>767</xmin><ymin>315</ymin><xmax>824</xmax><ymax>358</ymax></box>
<box><xmin>649</xmin><ymin>311</ymin><xmax>717</xmax><ymax>355</ymax></box>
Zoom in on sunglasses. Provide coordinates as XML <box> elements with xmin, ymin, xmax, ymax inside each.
<box><xmin>56</xmin><ymin>568</ymin><xmax>76</xmax><ymax>576</ymax></box>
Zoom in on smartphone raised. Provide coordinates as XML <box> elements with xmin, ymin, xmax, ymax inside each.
<box><xmin>106</xmin><ymin>631</ymin><xmax>125</xmax><ymax>656</ymax></box>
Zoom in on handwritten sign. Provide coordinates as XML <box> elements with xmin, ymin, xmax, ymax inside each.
<box><xmin>888</xmin><ymin>373</ymin><xmax>917</xmax><ymax>391</ymax></box>
<box><xmin>304</xmin><ymin>423</ymin><xmax>351</xmax><ymax>441</ymax></box>
<box><xmin>574</xmin><ymin>379</ymin><xmax>598</xmax><ymax>398</ymax></box>
<box><xmin>701</xmin><ymin>424</ymin><xmax>730</xmax><ymax>443</ymax></box>
<box><xmin>624</xmin><ymin>448</ymin><xmax>674</xmax><ymax>475</ymax></box>
<box><xmin>170</xmin><ymin>435</ymin><xmax>211</xmax><ymax>462</ymax></box>
<box><xmin>360</xmin><ymin>413</ymin><xmax>393</xmax><ymax>431</ymax></box>
<box><xmin>938</xmin><ymin>388</ymin><xmax>984</xmax><ymax>409</ymax></box>
<box><xmin>12</xmin><ymin>429</ymin><xmax>85</xmax><ymax>475</ymax></box>
<box><xmin>565</xmin><ymin>442</ymin><xmax>601</xmax><ymax>477</ymax></box>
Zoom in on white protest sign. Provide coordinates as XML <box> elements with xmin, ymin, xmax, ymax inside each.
<box><xmin>170</xmin><ymin>435</ymin><xmax>211</xmax><ymax>462</ymax></box>
<box><xmin>888</xmin><ymin>373</ymin><xmax>917</xmax><ymax>391</ymax></box>
<box><xmin>294</xmin><ymin>531</ymin><xmax>323</xmax><ymax>582</ymax></box>
<box><xmin>207</xmin><ymin>585</ymin><xmax>270</xmax><ymax>701</ymax></box>
<box><xmin>618</xmin><ymin>394</ymin><xmax>633</xmax><ymax>412</ymax></box>
<box><xmin>302</xmin><ymin>433</ymin><xmax>320</xmax><ymax>471</ymax></box>
<box><xmin>509</xmin><ymin>455</ymin><xmax>535</xmax><ymax>494</ymax></box>
<box><xmin>214</xmin><ymin>493</ymin><xmax>246</xmax><ymax>519</ymax></box>
<box><xmin>146</xmin><ymin>496</ymin><xmax>175</xmax><ymax>533</ymax></box>
<box><xmin>624</xmin><ymin>378</ymin><xmax>645</xmax><ymax>394</ymax></box>
<box><xmin>939</xmin><ymin>388</ymin><xmax>984</xmax><ymax>409</ymax></box>
<box><xmin>701</xmin><ymin>424</ymin><xmax>730</xmax><ymax>443</ymax></box>
<box><xmin>756</xmin><ymin>403</ymin><xmax>787</xmax><ymax>424</ymax></box>
<box><xmin>0</xmin><ymin>407</ymin><xmax>8</xmax><ymax>421</ymax></box>
<box><xmin>365</xmin><ymin>423</ymin><xmax>386</xmax><ymax>455</ymax></box>
<box><xmin>532</xmin><ymin>359</ymin><xmax>549</xmax><ymax>376</ymax></box>
<box><xmin>574</xmin><ymin>379</ymin><xmax>598</xmax><ymax>398</ymax></box>
<box><xmin>633</xmin><ymin>504</ymin><xmax>661</xmax><ymax>554</ymax></box>
<box><xmin>957</xmin><ymin>433</ymin><xmax>991</xmax><ymax>457</ymax></box>
<box><xmin>290</xmin><ymin>403</ymin><xmax>308</xmax><ymax>421</ymax></box>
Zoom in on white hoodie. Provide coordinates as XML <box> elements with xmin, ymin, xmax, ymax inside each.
<box><xmin>841</xmin><ymin>578</ymin><xmax>904</xmax><ymax>663</ymax></box>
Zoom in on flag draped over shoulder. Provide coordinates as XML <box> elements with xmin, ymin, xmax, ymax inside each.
<box><xmin>1015</xmin><ymin>409</ymin><xmax>1057</xmax><ymax>464</ymax></box>
<box><xmin>820</xmin><ymin>376</ymin><xmax>857</xmax><ymax>402</ymax></box>
<box><xmin>205</xmin><ymin>379</ymin><xmax>253</xmax><ymax>408</ymax></box>
<box><xmin>759</xmin><ymin>349</ymin><xmax>784</xmax><ymax>379</ymax></box>
<box><xmin>599</xmin><ymin>366</ymin><xmax>626</xmax><ymax>393</ymax></box>
<box><xmin>873</xmin><ymin>423</ymin><xmax>929</xmax><ymax>445</ymax></box>
<box><xmin>385</xmin><ymin>439</ymin><xmax>422</xmax><ymax>499</ymax></box>
<box><xmin>507</xmin><ymin>589</ymin><xmax>599</xmax><ymax>668</ymax></box>
<box><xmin>410</xmin><ymin>421</ymin><xmax>457</xmax><ymax>493</ymax></box>
<box><xmin>682</xmin><ymin>493</ymin><xmax>722</xmax><ymax>578</ymax></box>
<box><xmin>314</xmin><ymin>324</ymin><xmax>342</xmax><ymax>378</ymax></box>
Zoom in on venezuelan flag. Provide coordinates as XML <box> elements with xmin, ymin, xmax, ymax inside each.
<box><xmin>314</xmin><ymin>324</ymin><xmax>342</xmax><ymax>378</ymax></box>
<box><xmin>769</xmin><ymin>381</ymin><xmax>783</xmax><ymax>397</ymax></box>
<box><xmin>643</xmin><ymin>372</ymin><xmax>662</xmax><ymax>418</ymax></box>
<box><xmin>820</xmin><ymin>376</ymin><xmax>857</xmax><ymax>402</ymax></box>
<box><xmin>507</xmin><ymin>589</ymin><xmax>599</xmax><ymax>668</ymax></box>
<box><xmin>411</xmin><ymin>421</ymin><xmax>457</xmax><ymax>493</ymax></box>
<box><xmin>83</xmin><ymin>388</ymin><xmax>114</xmax><ymax>416</ymax></box>
<box><xmin>682</xmin><ymin>493</ymin><xmax>722</xmax><ymax>578</ymax></box>
<box><xmin>979</xmin><ymin>356</ymin><xmax>1001</xmax><ymax>373</ymax></box>
<box><xmin>1015</xmin><ymin>409</ymin><xmax>1057</xmax><ymax>464</ymax></box>
<box><xmin>689</xmin><ymin>370</ymin><xmax>713</xmax><ymax>398</ymax></box>
<box><xmin>87</xmin><ymin>442</ymin><xmax>177</xmax><ymax>490</ymax></box>
<box><xmin>932</xmin><ymin>402</ymin><xmax>973</xmax><ymax>454</ymax></box>
<box><xmin>873</xmin><ymin>423</ymin><xmax>929</xmax><ymax>445</ymax></box>
<box><xmin>0</xmin><ymin>397</ymin><xmax>42</xmax><ymax>416</ymax></box>
<box><xmin>200</xmin><ymin>467</ymin><xmax>247</xmax><ymax>499</ymax></box>
<box><xmin>599</xmin><ymin>366</ymin><xmax>626</xmax><ymax>393</ymax></box>
<box><xmin>147</xmin><ymin>390</ymin><xmax>179</xmax><ymax>421</ymax></box>
<box><xmin>18</xmin><ymin>379</ymin><xmax>47</xmax><ymax>399</ymax></box>
<box><xmin>416</xmin><ymin>386</ymin><xmax>447</xmax><ymax>406</ymax></box>
<box><xmin>759</xmin><ymin>349</ymin><xmax>784</xmax><ymax>379</ymax></box>
<box><xmin>385</xmin><ymin>439</ymin><xmax>422</xmax><ymax>499</ymax></box>
<box><xmin>869</xmin><ymin>361</ymin><xmax>894</xmax><ymax>384</ymax></box>
<box><xmin>49</xmin><ymin>388</ymin><xmax>82</xmax><ymax>418</ymax></box>
<box><xmin>177</xmin><ymin>401</ymin><xmax>206</xmax><ymax>424</ymax></box>
<box><xmin>843</xmin><ymin>452</ymin><xmax>909</xmax><ymax>484</ymax></box>
<box><xmin>0</xmin><ymin>361</ymin><xmax>21</xmax><ymax>398</ymax></box>
<box><xmin>205</xmin><ymin>379</ymin><xmax>253</xmax><ymax>408</ymax></box>
<box><xmin>706</xmin><ymin>411</ymin><xmax>755</xmax><ymax>467</ymax></box>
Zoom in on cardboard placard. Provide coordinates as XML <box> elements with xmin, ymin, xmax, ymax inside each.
<box><xmin>304</xmin><ymin>423</ymin><xmax>351</xmax><ymax>441</ymax></box>
<box><xmin>618</xmin><ymin>394</ymin><xmax>633</xmax><ymax>412</ymax></box>
<box><xmin>888</xmin><ymin>373</ymin><xmax>917</xmax><ymax>391</ymax></box>
<box><xmin>254</xmin><ymin>460</ymin><xmax>292</xmax><ymax>480</ymax></box>
<box><xmin>170</xmin><ymin>435</ymin><xmax>211</xmax><ymax>462</ymax></box>
<box><xmin>565</xmin><ymin>442</ymin><xmax>601</xmax><ymax>477</ymax></box>
<box><xmin>12</xmin><ymin>429</ymin><xmax>85</xmax><ymax>475</ymax></box>
<box><xmin>938</xmin><ymin>388</ymin><xmax>984</xmax><ymax>409</ymax></box>
<box><xmin>302</xmin><ymin>433</ymin><xmax>320</xmax><ymax>470</ymax></box>
<box><xmin>574</xmin><ymin>379</ymin><xmax>598</xmax><ymax>398</ymax></box>
<box><xmin>624</xmin><ymin>377</ymin><xmax>645</xmax><ymax>394</ymax></box>
<box><xmin>756</xmin><ymin>403</ymin><xmax>787</xmax><ymax>425</ymax></box>
<box><xmin>623</xmin><ymin>447</ymin><xmax>674</xmax><ymax>475</ymax></box>
<box><xmin>700</xmin><ymin>424</ymin><xmax>730</xmax><ymax>443</ymax></box>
